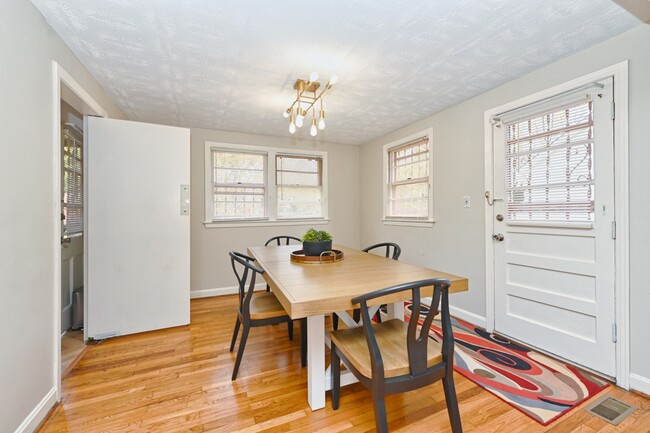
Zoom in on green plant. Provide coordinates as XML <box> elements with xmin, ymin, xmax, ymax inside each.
<box><xmin>301</xmin><ymin>228</ymin><xmax>332</xmax><ymax>242</ymax></box>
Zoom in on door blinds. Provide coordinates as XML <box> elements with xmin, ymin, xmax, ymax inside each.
<box><xmin>62</xmin><ymin>125</ymin><xmax>84</xmax><ymax>236</ymax></box>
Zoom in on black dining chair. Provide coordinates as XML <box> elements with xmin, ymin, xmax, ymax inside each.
<box><xmin>264</xmin><ymin>235</ymin><xmax>302</xmax><ymax>292</ymax></box>
<box><xmin>265</xmin><ymin>235</ymin><xmax>301</xmax><ymax>246</ymax></box>
<box><xmin>332</xmin><ymin>242</ymin><xmax>401</xmax><ymax>330</ymax></box>
<box><xmin>229</xmin><ymin>251</ymin><xmax>305</xmax><ymax>380</ymax></box>
<box><xmin>329</xmin><ymin>278</ymin><xmax>462</xmax><ymax>433</ymax></box>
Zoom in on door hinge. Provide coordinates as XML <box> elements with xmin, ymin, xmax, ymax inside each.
<box><xmin>612</xmin><ymin>323</ymin><xmax>617</xmax><ymax>343</ymax></box>
<box><xmin>610</xmin><ymin>101</ymin><xmax>616</xmax><ymax>120</ymax></box>
<box><xmin>611</xmin><ymin>221</ymin><xmax>616</xmax><ymax>239</ymax></box>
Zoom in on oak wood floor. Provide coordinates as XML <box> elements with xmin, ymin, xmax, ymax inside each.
<box><xmin>39</xmin><ymin>295</ymin><xmax>649</xmax><ymax>432</ymax></box>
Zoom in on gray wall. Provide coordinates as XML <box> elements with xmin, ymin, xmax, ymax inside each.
<box><xmin>190</xmin><ymin>128</ymin><xmax>360</xmax><ymax>293</ymax></box>
<box><xmin>0</xmin><ymin>1</ymin><xmax>124</xmax><ymax>432</ymax></box>
<box><xmin>360</xmin><ymin>24</ymin><xmax>650</xmax><ymax>388</ymax></box>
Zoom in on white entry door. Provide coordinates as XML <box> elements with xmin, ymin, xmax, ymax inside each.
<box><xmin>85</xmin><ymin>117</ymin><xmax>190</xmax><ymax>340</ymax></box>
<box><xmin>492</xmin><ymin>78</ymin><xmax>616</xmax><ymax>377</ymax></box>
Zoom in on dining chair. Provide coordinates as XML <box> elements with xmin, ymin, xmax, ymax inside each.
<box><xmin>329</xmin><ymin>278</ymin><xmax>462</xmax><ymax>433</ymax></box>
<box><xmin>332</xmin><ymin>242</ymin><xmax>401</xmax><ymax>330</ymax></box>
<box><xmin>229</xmin><ymin>251</ymin><xmax>305</xmax><ymax>380</ymax></box>
<box><xmin>264</xmin><ymin>235</ymin><xmax>302</xmax><ymax>291</ymax></box>
<box><xmin>265</xmin><ymin>235</ymin><xmax>301</xmax><ymax>246</ymax></box>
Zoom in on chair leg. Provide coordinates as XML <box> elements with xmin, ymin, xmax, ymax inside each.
<box><xmin>288</xmin><ymin>319</ymin><xmax>294</xmax><ymax>340</ymax></box>
<box><xmin>229</xmin><ymin>317</ymin><xmax>241</xmax><ymax>352</ymax></box>
<box><xmin>353</xmin><ymin>308</ymin><xmax>360</xmax><ymax>323</ymax></box>
<box><xmin>442</xmin><ymin>371</ymin><xmax>463</xmax><ymax>433</ymax></box>
<box><xmin>266</xmin><ymin>283</ymin><xmax>270</xmax><ymax>292</ymax></box>
<box><xmin>231</xmin><ymin>325</ymin><xmax>250</xmax><ymax>380</ymax></box>
<box><xmin>332</xmin><ymin>313</ymin><xmax>339</xmax><ymax>330</ymax></box>
<box><xmin>372</xmin><ymin>392</ymin><xmax>389</xmax><ymax>433</ymax></box>
<box><xmin>331</xmin><ymin>344</ymin><xmax>340</xmax><ymax>410</ymax></box>
<box><xmin>300</xmin><ymin>318</ymin><xmax>307</xmax><ymax>367</ymax></box>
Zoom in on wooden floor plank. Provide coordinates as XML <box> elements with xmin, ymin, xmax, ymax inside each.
<box><xmin>38</xmin><ymin>295</ymin><xmax>649</xmax><ymax>432</ymax></box>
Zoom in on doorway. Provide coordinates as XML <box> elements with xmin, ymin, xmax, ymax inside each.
<box><xmin>53</xmin><ymin>62</ymin><xmax>107</xmax><ymax>397</ymax></box>
<box><xmin>483</xmin><ymin>62</ymin><xmax>630</xmax><ymax>387</ymax></box>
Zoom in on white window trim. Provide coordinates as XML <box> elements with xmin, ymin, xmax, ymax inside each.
<box><xmin>204</xmin><ymin>141</ymin><xmax>328</xmax><ymax>228</ymax></box>
<box><xmin>382</xmin><ymin>128</ymin><xmax>435</xmax><ymax>227</ymax></box>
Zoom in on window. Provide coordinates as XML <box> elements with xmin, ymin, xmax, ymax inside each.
<box><xmin>62</xmin><ymin>125</ymin><xmax>83</xmax><ymax>236</ymax></box>
<box><xmin>205</xmin><ymin>142</ymin><xmax>327</xmax><ymax>226</ymax></box>
<box><xmin>504</xmin><ymin>99</ymin><xmax>594</xmax><ymax>224</ymax></box>
<box><xmin>383</xmin><ymin>129</ymin><xmax>434</xmax><ymax>226</ymax></box>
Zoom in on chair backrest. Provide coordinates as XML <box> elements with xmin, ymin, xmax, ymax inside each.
<box><xmin>352</xmin><ymin>278</ymin><xmax>452</xmax><ymax>380</ymax></box>
<box><xmin>229</xmin><ymin>251</ymin><xmax>264</xmax><ymax>317</ymax></box>
<box><xmin>265</xmin><ymin>235</ymin><xmax>301</xmax><ymax>246</ymax></box>
<box><xmin>362</xmin><ymin>242</ymin><xmax>401</xmax><ymax>260</ymax></box>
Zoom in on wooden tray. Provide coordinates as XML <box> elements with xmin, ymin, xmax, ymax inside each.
<box><xmin>290</xmin><ymin>249</ymin><xmax>344</xmax><ymax>264</ymax></box>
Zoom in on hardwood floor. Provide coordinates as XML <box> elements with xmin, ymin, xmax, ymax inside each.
<box><xmin>39</xmin><ymin>295</ymin><xmax>649</xmax><ymax>432</ymax></box>
<box><xmin>61</xmin><ymin>330</ymin><xmax>85</xmax><ymax>379</ymax></box>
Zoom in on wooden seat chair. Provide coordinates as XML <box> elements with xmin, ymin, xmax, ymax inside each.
<box><xmin>229</xmin><ymin>251</ymin><xmax>305</xmax><ymax>380</ymax></box>
<box><xmin>329</xmin><ymin>278</ymin><xmax>462</xmax><ymax>433</ymax></box>
<box><xmin>264</xmin><ymin>235</ymin><xmax>301</xmax><ymax>246</ymax></box>
<box><xmin>333</xmin><ymin>242</ymin><xmax>401</xmax><ymax>330</ymax></box>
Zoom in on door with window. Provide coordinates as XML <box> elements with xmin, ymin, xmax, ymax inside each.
<box><xmin>492</xmin><ymin>78</ymin><xmax>616</xmax><ymax>377</ymax></box>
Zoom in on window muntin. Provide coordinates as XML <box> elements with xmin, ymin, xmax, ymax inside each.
<box><xmin>62</xmin><ymin>126</ymin><xmax>83</xmax><ymax>236</ymax></box>
<box><xmin>212</xmin><ymin>150</ymin><xmax>266</xmax><ymax>220</ymax></box>
<box><xmin>505</xmin><ymin>100</ymin><xmax>594</xmax><ymax>224</ymax></box>
<box><xmin>276</xmin><ymin>154</ymin><xmax>323</xmax><ymax>218</ymax></box>
<box><xmin>386</xmin><ymin>135</ymin><xmax>431</xmax><ymax>219</ymax></box>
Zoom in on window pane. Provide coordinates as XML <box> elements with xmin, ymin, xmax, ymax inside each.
<box><xmin>276</xmin><ymin>154</ymin><xmax>323</xmax><ymax>218</ymax></box>
<box><xmin>212</xmin><ymin>149</ymin><xmax>266</xmax><ymax>219</ymax></box>
<box><xmin>505</xmin><ymin>100</ymin><xmax>594</xmax><ymax>223</ymax></box>
<box><xmin>390</xmin><ymin>182</ymin><xmax>429</xmax><ymax>217</ymax></box>
<box><xmin>277</xmin><ymin>186</ymin><xmax>322</xmax><ymax>218</ymax></box>
<box><xmin>387</xmin><ymin>136</ymin><xmax>430</xmax><ymax>218</ymax></box>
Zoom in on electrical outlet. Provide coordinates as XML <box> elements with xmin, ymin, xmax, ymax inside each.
<box><xmin>463</xmin><ymin>195</ymin><xmax>471</xmax><ymax>208</ymax></box>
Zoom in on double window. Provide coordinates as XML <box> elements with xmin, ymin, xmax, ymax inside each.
<box><xmin>383</xmin><ymin>129</ymin><xmax>434</xmax><ymax>226</ymax></box>
<box><xmin>205</xmin><ymin>142</ymin><xmax>327</xmax><ymax>225</ymax></box>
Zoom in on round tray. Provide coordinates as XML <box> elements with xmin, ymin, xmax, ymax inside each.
<box><xmin>290</xmin><ymin>249</ymin><xmax>344</xmax><ymax>264</ymax></box>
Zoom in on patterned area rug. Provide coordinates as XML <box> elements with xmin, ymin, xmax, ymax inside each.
<box><xmin>403</xmin><ymin>302</ymin><xmax>609</xmax><ymax>425</ymax></box>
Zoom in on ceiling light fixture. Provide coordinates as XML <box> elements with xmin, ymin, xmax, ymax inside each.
<box><xmin>285</xmin><ymin>72</ymin><xmax>337</xmax><ymax>137</ymax></box>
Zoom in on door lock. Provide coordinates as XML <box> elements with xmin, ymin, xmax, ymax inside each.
<box><xmin>496</xmin><ymin>214</ymin><xmax>504</xmax><ymax>222</ymax></box>
<box><xmin>492</xmin><ymin>233</ymin><xmax>504</xmax><ymax>242</ymax></box>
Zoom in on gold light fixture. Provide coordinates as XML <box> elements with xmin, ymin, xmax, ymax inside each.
<box><xmin>285</xmin><ymin>72</ymin><xmax>338</xmax><ymax>136</ymax></box>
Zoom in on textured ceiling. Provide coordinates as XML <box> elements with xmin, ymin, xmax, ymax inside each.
<box><xmin>31</xmin><ymin>0</ymin><xmax>640</xmax><ymax>145</ymax></box>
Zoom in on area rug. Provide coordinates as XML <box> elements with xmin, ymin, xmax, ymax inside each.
<box><xmin>403</xmin><ymin>302</ymin><xmax>609</xmax><ymax>425</ymax></box>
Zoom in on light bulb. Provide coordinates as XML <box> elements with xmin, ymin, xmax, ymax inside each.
<box><xmin>283</xmin><ymin>109</ymin><xmax>290</xmax><ymax>118</ymax></box>
<box><xmin>295</xmin><ymin>114</ymin><xmax>304</xmax><ymax>128</ymax></box>
<box><xmin>310</xmin><ymin>123</ymin><xmax>318</xmax><ymax>137</ymax></box>
<box><xmin>318</xmin><ymin>118</ymin><xmax>326</xmax><ymax>130</ymax></box>
<box><xmin>328</xmin><ymin>74</ymin><xmax>338</xmax><ymax>85</ymax></box>
<box><xmin>309</xmin><ymin>71</ymin><xmax>319</xmax><ymax>83</ymax></box>
<box><xmin>289</xmin><ymin>122</ymin><xmax>296</xmax><ymax>134</ymax></box>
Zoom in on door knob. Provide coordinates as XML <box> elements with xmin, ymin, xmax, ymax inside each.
<box><xmin>492</xmin><ymin>233</ymin><xmax>504</xmax><ymax>242</ymax></box>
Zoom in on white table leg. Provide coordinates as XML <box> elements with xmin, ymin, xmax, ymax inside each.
<box><xmin>386</xmin><ymin>301</ymin><xmax>404</xmax><ymax>320</ymax></box>
<box><xmin>307</xmin><ymin>314</ymin><xmax>326</xmax><ymax>410</ymax></box>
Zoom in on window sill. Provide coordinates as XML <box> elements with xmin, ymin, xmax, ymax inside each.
<box><xmin>382</xmin><ymin>218</ymin><xmax>435</xmax><ymax>228</ymax></box>
<box><xmin>204</xmin><ymin>218</ymin><xmax>330</xmax><ymax>229</ymax></box>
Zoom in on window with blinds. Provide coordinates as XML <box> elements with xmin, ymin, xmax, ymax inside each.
<box><xmin>386</xmin><ymin>135</ymin><xmax>430</xmax><ymax>219</ymax></box>
<box><xmin>276</xmin><ymin>154</ymin><xmax>323</xmax><ymax>218</ymax></box>
<box><xmin>62</xmin><ymin>126</ymin><xmax>83</xmax><ymax>236</ymax></box>
<box><xmin>504</xmin><ymin>99</ymin><xmax>595</xmax><ymax>224</ymax></box>
<box><xmin>211</xmin><ymin>150</ymin><xmax>266</xmax><ymax>219</ymax></box>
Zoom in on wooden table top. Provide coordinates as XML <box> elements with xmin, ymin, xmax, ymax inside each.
<box><xmin>248</xmin><ymin>244</ymin><xmax>468</xmax><ymax>319</ymax></box>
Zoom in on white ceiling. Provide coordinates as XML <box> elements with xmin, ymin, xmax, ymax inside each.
<box><xmin>31</xmin><ymin>0</ymin><xmax>640</xmax><ymax>145</ymax></box>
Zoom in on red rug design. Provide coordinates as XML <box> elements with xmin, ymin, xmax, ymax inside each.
<box><xmin>403</xmin><ymin>303</ymin><xmax>609</xmax><ymax>425</ymax></box>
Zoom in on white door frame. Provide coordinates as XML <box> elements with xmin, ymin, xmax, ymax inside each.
<box><xmin>51</xmin><ymin>61</ymin><xmax>107</xmax><ymax>400</ymax></box>
<box><xmin>483</xmin><ymin>61</ymin><xmax>629</xmax><ymax>388</ymax></box>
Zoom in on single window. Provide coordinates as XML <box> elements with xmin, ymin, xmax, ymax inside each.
<box><xmin>276</xmin><ymin>154</ymin><xmax>323</xmax><ymax>218</ymax></box>
<box><xmin>62</xmin><ymin>125</ymin><xmax>83</xmax><ymax>236</ymax></box>
<box><xmin>211</xmin><ymin>150</ymin><xmax>266</xmax><ymax>220</ymax></box>
<box><xmin>505</xmin><ymin>99</ymin><xmax>594</xmax><ymax>223</ymax></box>
<box><xmin>384</xmin><ymin>131</ymin><xmax>433</xmax><ymax>222</ymax></box>
<box><xmin>204</xmin><ymin>142</ymin><xmax>328</xmax><ymax>225</ymax></box>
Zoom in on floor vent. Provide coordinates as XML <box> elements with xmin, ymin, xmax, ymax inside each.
<box><xmin>584</xmin><ymin>395</ymin><xmax>636</xmax><ymax>425</ymax></box>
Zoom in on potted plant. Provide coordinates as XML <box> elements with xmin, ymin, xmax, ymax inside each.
<box><xmin>301</xmin><ymin>228</ymin><xmax>333</xmax><ymax>256</ymax></box>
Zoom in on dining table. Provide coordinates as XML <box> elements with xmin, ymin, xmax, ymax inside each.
<box><xmin>247</xmin><ymin>244</ymin><xmax>468</xmax><ymax>411</ymax></box>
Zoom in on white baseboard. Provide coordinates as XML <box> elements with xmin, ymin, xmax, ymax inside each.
<box><xmin>190</xmin><ymin>283</ymin><xmax>266</xmax><ymax>299</ymax></box>
<box><xmin>14</xmin><ymin>387</ymin><xmax>57</xmax><ymax>433</ymax></box>
<box><xmin>449</xmin><ymin>305</ymin><xmax>487</xmax><ymax>329</ymax></box>
<box><xmin>629</xmin><ymin>373</ymin><xmax>650</xmax><ymax>396</ymax></box>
